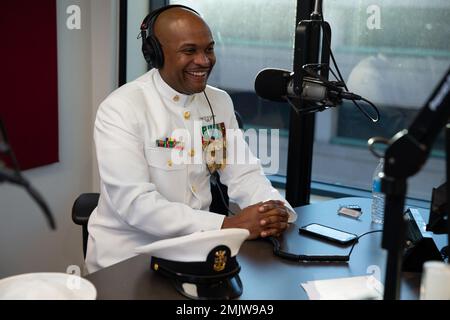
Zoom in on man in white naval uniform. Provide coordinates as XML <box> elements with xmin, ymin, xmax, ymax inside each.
<box><xmin>86</xmin><ymin>5</ymin><xmax>297</xmax><ymax>273</ymax></box>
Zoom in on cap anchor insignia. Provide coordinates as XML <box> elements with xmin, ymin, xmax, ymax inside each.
<box><xmin>213</xmin><ymin>250</ymin><xmax>227</xmax><ymax>272</ymax></box>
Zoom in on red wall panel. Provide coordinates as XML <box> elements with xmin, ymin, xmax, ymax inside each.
<box><xmin>0</xmin><ymin>1</ymin><xmax>58</xmax><ymax>170</ymax></box>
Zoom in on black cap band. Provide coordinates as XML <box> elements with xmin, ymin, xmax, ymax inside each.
<box><xmin>150</xmin><ymin>245</ymin><xmax>240</xmax><ymax>284</ymax></box>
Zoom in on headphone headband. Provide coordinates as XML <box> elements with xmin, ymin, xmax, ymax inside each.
<box><xmin>140</xmin><ymin>4</ymin><xmax>200</xmax><ymax>68</ymax></box>
<box><xmin>140</xmin><ymin>4</ymin><xmax>199</xmax><ymax>32</ymax></box>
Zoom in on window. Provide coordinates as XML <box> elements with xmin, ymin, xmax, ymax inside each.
<box><xmin>313</xmin><ymin>0</ymin><xmax>449</xmax><ymax>200</ymax></box>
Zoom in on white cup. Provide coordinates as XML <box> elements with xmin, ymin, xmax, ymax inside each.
<box><xmin>420</xmin><ymin>261</ymin><xmax>450</xmax><ymax>300</ymax></box>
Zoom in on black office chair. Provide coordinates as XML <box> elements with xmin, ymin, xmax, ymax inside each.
<box><xmin>72</xmin><ymin>193</ymin><xmax>99</xmax><ymax>258</ymax></box>
<box><xmin>72</xmin><ymin>112</ymin><xmax>244</xmax><ymax>258</ymax></box>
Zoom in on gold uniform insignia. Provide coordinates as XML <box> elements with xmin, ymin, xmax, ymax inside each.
<box><xmin>213</xmin><ymin>250</ymin><xmax>227</xmax><ymax>272</ymax></box>
<box><xmin>202</xmin><ymin>122</ymin><xmax>227</xmax><ymax>173</ymax></box>
<box><xmin>205</xmin><ymin>139</ymin><xmax>226</xmax><ymax>172</ymax></box>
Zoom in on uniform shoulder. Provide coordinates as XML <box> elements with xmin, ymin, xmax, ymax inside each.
<box><xmin>204</xmin><ymin>85</ymin><xmax>231</xmax><ymax>99</ymax></box>
<box><xmin>97</xmin><ymin>71</ymin><xmax>155</xmax><ymax>115</ymax></box>
<box><xmin>106</xmin><ymin>71</ymin><xmax>153</xmax><ymax>103</ymax></box>
<box><xmin>204</xmin><ymin>85</ymin><xmax>234</xmax><ymax>109</ymax></box>
<box><xmin>95</xmin><ymin>73</ymin><xmax>157</xmax><ymax>129</ymax></box>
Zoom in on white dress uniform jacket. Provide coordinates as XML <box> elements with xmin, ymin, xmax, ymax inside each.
<box><xmin>86</xmin><ymin>69</ymin><xmax>296</xmax><ymax>273</ymax></box>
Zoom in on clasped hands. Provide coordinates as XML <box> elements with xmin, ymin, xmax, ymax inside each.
<box><xmin>222</xmin><ymin>200</ymin><xmax>290</xmax><ymax>239</ymax></box>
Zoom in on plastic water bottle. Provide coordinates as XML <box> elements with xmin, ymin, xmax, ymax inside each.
<box><xmin>371</xmin><ymin>158</ymin><xmax>385</xmax><ymax>224</ymax></box>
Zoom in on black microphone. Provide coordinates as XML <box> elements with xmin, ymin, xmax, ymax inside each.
<box><xmin>254</xmin><ymin>68</ymin><xmax>360</xmax><ymax>105</ymax></box>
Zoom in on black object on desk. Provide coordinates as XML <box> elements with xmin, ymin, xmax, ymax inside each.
<box><xmin>299</xmin><ymin>223</ymin><xmax>358</xmax><ymax>245</ymax></box>
<box><xmin>403</xmin><ymin>208</ymin><xmax>443</xmax><ymax>272</ymax></box>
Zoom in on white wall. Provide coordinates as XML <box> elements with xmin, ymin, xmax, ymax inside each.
<box><xmin>91</xmin><ymin>0</ymin><xmax>119</xmax><ymax>192</ymax></box>
<box><xmin>0</xmin><ymin>0</ymin><xmax>118</xmax><ymax>278</ymax></box>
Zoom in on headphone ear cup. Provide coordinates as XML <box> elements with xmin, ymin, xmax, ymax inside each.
<box><xmin>143</xmin><ymin>37</ymin><xmax>160</xmax><ymax>68</ymax></box>
<box><xmin>143</xmin><ymin>36</ymin><xmax>164</xmax><ymax>69</ymax></box>
<box><xmin>140</xmin><ymin>5</ymin><xmax>199</xmax><ymax>69</ymax></box>
<box><xmin>142</xmin><ymin>37</ymin><xmax>154</xmax><ymax>66</ymax></box>
<box><xmin>149</xmin><ymin>36</ymin><xmax>164</xmax><ymax>69</ymax></box>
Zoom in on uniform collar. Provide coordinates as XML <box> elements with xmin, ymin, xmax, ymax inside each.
<box><xmin>154</xmin><ymin>69</ymin><xmax>194</xmax><ymax>107</ymax></box>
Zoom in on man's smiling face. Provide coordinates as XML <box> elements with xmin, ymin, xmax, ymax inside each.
<box><xmin>155</xmin><ymin>8</ymin><xmax>216</xmax><ymax>95</ymax></box>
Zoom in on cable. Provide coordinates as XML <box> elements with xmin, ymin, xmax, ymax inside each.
<box><xmin>302</xmin><ymin>64</ymin><xmax>341</xmax><ymax>91</ymax></box>
<box><xmin>268</xmin><ymin>229</ymin><xmax>382</xmax><ymax>262</ymax></box>
<box><xmin>352</xmin><ymin>97</ymin><xmax>380</xmax><ymax>123</ymax></box>
<box><xmin>300</xmin><ymin>47</ymin><xmax>380</xmax><ymax>123</ymax></box>
<box><xmin>347</xmin><ymin>230</ymin><xmax>382</xmax><ymax>257</ymax></box>
<box><xmin>207</xmin><ymin>162</ymin><xmax>236</xmax><ymax>215</ymax></box>
<box><xmin>302</xmin><ymin>63</ymin><xmax>345</xmax><ymax>90</ymax></box>
<box><xmin>203</xmin><ymin>91</ymin><xmax>237</xmax><ymax>216</ymax></box>
<box><xmin>0</xmin><ymin>119</ymin><xmax>21</xmax><ymax>171</ymax></box>
<box><xmin>317</xmin><ymin>10</ymin><xmax>380</xmax><ymax>123</ymax></box>
<box><xmin>328</xmin><ymin>67</ymin><xmax>340</xmax><ymax>83</ymax></box>
<box><xmin>203</xmin><ymin>91</ymin><xmax>216</xmax><ymax>129</ymax></box>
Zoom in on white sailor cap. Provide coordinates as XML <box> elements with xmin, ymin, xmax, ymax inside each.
<box><xmin>135</xmin><ymin>228</ymin><xmax>250</xmax><ymax>300</ymax></box>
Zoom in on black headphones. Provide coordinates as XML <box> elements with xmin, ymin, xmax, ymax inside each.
<box><xmin>140</xmin><ymin>4</ymin><xmax>200</xmax><ymax>69</ymax></box>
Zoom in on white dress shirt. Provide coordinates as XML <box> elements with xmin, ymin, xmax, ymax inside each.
<box><xmin>86</xmin><ymin>69</ymin><xmax>296</xmax><ymax>273</ymax></box>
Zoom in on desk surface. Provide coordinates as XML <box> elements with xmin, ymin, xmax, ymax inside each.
<box><xmin>86</xmin><ymin>197</ymin><xmax>424</xmax><ymax>300</ymax></box>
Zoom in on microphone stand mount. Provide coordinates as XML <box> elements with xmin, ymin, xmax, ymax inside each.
<box><xmin>373</xmin><ymin>68</ymin><xmax>450</xmax><ymax>300</ymax></box>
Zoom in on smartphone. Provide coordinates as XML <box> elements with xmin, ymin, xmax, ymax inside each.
<box><xmin>299</xmin><ymin>223</ymin><xmax>357</xmax><ymax>245</ymax></box>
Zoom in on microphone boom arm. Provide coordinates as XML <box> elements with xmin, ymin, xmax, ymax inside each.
<box><xmin>0</xmin><ymin>117</ymin><xmax>56</xmax><ymax>230</ymax></box>
<box><xmin>377</xmin><ymin>67</ymin><xmax>450</xmax><ymax>300</ymax></box>
<box><xmin>0</xmin><ymin>168</ymin><xmax>56</xmax><ymax>230</ymax></box>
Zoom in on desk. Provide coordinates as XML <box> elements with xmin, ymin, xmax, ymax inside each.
<box><xmin>86</xmin><ymin>197</ymin><xmax>426</xmax><ymax>300</ymax></box>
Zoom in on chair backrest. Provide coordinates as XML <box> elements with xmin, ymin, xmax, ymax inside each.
<box><xmin>71</xmin><ymin>111</ymin><xmax>244</xmax><ymax>257</ymax></box>
<box><xmin>72</xmin><ymin>193</ymin><xmax>99</xmax><ymax>258</ymax></box>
